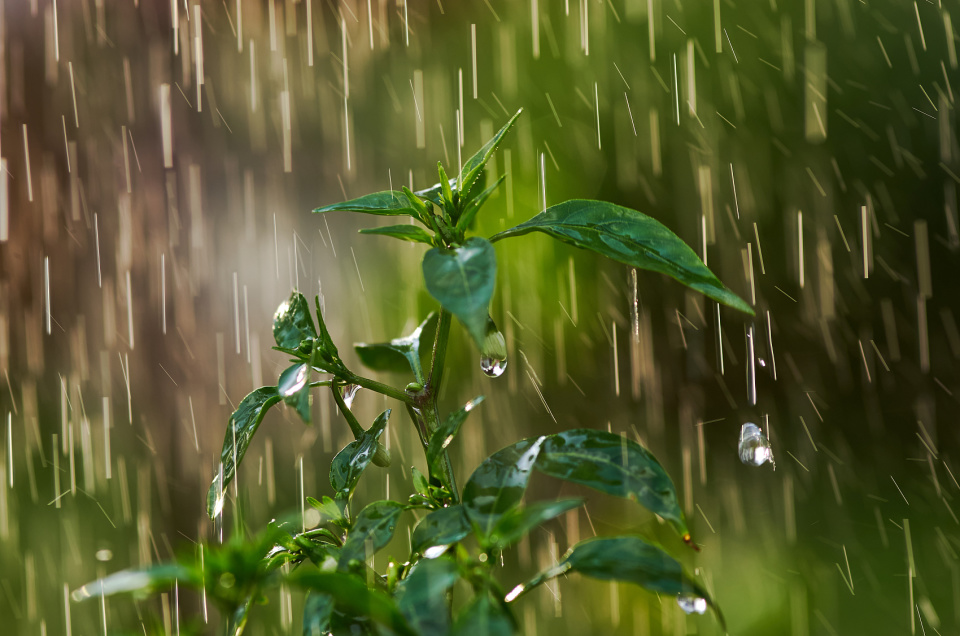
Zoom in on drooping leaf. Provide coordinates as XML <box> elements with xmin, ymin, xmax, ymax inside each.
<box><xmin>278</xmin><ymin>363</ymin><xmax>311</xmax><ymax>424</ymax></box>
<box><xmin>290</xmin><ymin>571</ymin><xmax>415</xmax><ymax>636</ymax></box>
<box><xmin>273</xmin><ymin>292</ymin><xmax>319</xmax><ymax>350</ymax></box>
<box><xmin>462</xmin><ymin>437</ymin><xmax>547</xmax><ymax>538</ymax></box>
<box><xmin>457</xmin><ymin>109</ymin><xmax>522</xmax><ymax>204</ymax></box>
<box><xmin>303</xmin><ymin>591</ymin><xmax>335</xmax><ymax>636</ymax></box>
<box><xmin>207</xmin><ymin>387</ymin><xmax>282</xmax><ymax>518</ymax></box>
<box><xmin>534</xmin><ymin>429</ymin><xmax>689</xmax><ymax>539</ymax></box>
<box><xmin>71</xmin><ymin>563</ymin><xmax>198</xmax><ymax>602</ymax></box>
<box><xmin>452</xmin><ymin>593</ymin><xmax>517</xmax><ymax>636</ymax></box>
<box><xmin>458</xmin><ymin>175</ymin><xmax>505</xmax><ymax>232</ymax></box>
<box><xmin>338</xmin><ymin>500</ymin><xmax>406</xmax><ymax>569</ymax></box>
<box><xmin>411</xmin><ymin>505</ymin><xmax>472</xmax><ymax>556</ymax></box>
<box><xmin>395</xmin><ymin>557</ymin><xmax>460</xmax><ymax>635</ymax></box>
<box><xmin>329</xmin><ymin>410</ymin><xmax>391</xmax><ymax>500</ymax></box>
<box><xmin>354</xmin><ymin>313</ymin><xmax>438</xmax><ymax>383</ymax></box>
<box><xmin>490</xmin><ymin>200</ymin><xmax>753</xmax><ymax>315</ymax></box>
<box><xmin>426</xmin><ymin>396</ymin><xmax>484</xmax><ymax>476</ymax></box>
<box><xmin>488</xmin><ymin>499</ymin><xmax>584</xmax><ymax>550</ymax></box>
<box><xmin>359</xmin><ymin>224</ymin><xmax>435</xmax><ymax>245</ymax></box>
<box><xmin>422</xmin><ymin>237</ymin><xmax>497</xmax><ymax>348</ymax></box>
<box><xmin>313</xmin><ymin>191</ymin><xmax>419</xmax><ymax>217</ymax></box>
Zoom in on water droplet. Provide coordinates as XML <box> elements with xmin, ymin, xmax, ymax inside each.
<box><xmin>95</xmin><ymin>549</ymin><xmax>113</xmax><ymax>562</ymax></box>
<box><xmin>281</xmin><ymin>364</ymin><xmax>309</xmax><ymax>397</ymax></box>
<box><xmin>676</xmin><ymin>593</ymin><xmax>708</xmax><ymax>615</ymax></box>
<box><xmin>342</xmin><ymin>384</ymin><xmax>361</xmax><ymax>409</ymax></box>
<box><xmin>739</xmin><ymin>422</ymin><xmax>775</xmax><ymax>468</ymax></box>
<box><xmin>423</xmin><ymin>545</ymin><xmax>449</xmax><ymax>559</ymax></box>
<box><xmin>757</xmin><ymin>357</ymin><xmax>767</xmax><ymax>368</ymax></box>
<box><xmin>480</xmin><ymin>356</ymin><xmax>507</xmax><ymax>377</ymax></box>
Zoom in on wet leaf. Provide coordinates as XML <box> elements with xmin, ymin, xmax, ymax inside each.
<box><xmin>290</xmin><ymin>571</ymin><xmax>415</xmax><ymax>636</ymax></box>
<box><xmin>491</xmin><ymin>200</ymin><xmax>753</xmax><ymax>315</ymax></box>
<box><xmin>488</xmin><ymin>499</ymin><xmax>584</xmax><ymax>550</ymax></box>
<box><xmin>395</xmin><ymin>557</ymin><xmax>460</xmax><ymax>635</ymax></box>
<box><xmin>278</xmin><ymin>363</ymin><xmax>311</xmax><ymax>424</ymax></box>
<box><xmin>422</xmin><ymin>238</ymin><xmax>497</xmax><ymax>348</ymax></box>
<box><xmin>71</xmin><ymin>563</ymin><xmax>198</xmax><ymax>602</ymax></box>
<box><xmin>415</xmin><ymin>178</ymin><xmax>458</xmax><ymax>208</ymax></box>
<box><xmin>313</xmin><ymin>191</ymin><xmax>419</xmax><ymax>217</ymax></box>
<box><xmin>458</xmin><ymin>175</ymin><xmax>505</xmax><ymax>232</ymax></box>
<box><xmin>359</xmin><ymin>224</ymin><xmax>435</xmax><ymax>245</ymax></box>
<box><xmin>426</xmin><ymin>396</ymin><xmax>484</xmax><ymax>476</ymax></box>
<box><xmin>273</xmin><ymin>292</ymin><xmax>319</xmax><ymax>350</ymax></box>
<box><xmin>462</xmin><ymin>437</ymin><xmax>547</xmax><ymax>538</ymax></box>
<box><xmin>457</xmin><ymin>109</ymin><xmax>522</xmax><ymax>204</ymax></box>
<box><xmin>354</xmin><ymin>312</ymin><xmax>438</xmax><ymax>383</ymax></box>
<box><xmin>307</xmin><ymin>495</ymin><xmax>347</xmax><ymax>528</ymax></box>
<box><xmin>338</xmin><ymin>500</ymin><xmax>406</xmax><ymax>569</ymax></box>
<box><xmin>313</xmin><ymin>296</ymin><xmax>340</xmax><ymax>362</ymax></box>
<box><xmin>207</xmin><ymin>387</ymin><xmax>282</xmax><ymax>518</ymax></box>
<box><xmin>329</xmin><ymin>410</ymin><xmax>391</xmax><ymax>500</ymax></box>
<box><xmin>534</xmin><ymin>429</ymin><xmax>689</xmax><ymax>538</ymax></box>
<box><xmin>410</xmin><ymin>505</ymin><xmax>472</xmax><ymax>556</ymax></box>
<box><xmin>452</xmin><ymin>593</ymin><xmax>517</xmax><ymax>636</ymax></box>
<box><xmin>302</xmin><ymin>591</ymin><xmax>334</xmax><ymax>636</ymax></box>
<box><xmin>411</xmin><ymin>466</ymin><xmax>431</xmax><ymax>498</ymax></box>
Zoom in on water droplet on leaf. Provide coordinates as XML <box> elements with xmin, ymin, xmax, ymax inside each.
<box><xmin>739</xmin><ymin>422</ymin><xmax>775</xmax><ymax>468</ymax></box>
<box><xmin>676</xmin><ymin>593</ymin><xmax>708</xmax><ymax>615</ymax></box>
<box><xmin>480</xmin><ymin>356</ymin><xmax>507</xmax><ymax>377</ymax></box>
<box><xmin>423</xmin><ymin>545</ymin><xmax>449</xmax><ymax>559</ymax></box>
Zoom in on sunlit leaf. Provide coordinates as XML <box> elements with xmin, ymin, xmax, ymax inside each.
<box><xmin>422</xmin><ymin>238</ymin><xmax>497</xmax><ymax>348</ymax></box>
<box><xmin>410</xmin><ymin>505</ymin><xmax>472</xmax><ymax>557</ymax></box>
<box><xmin>458</xmin><ymin>109</ymin><xmax>522</xmax><ymax>204</ymax></box>
<box><xmin>278</xmin><ymin>363</ymin><xmax>311</xmax><ymax>424</ymax></box>
<box><xmin>273</xmin><ymin>292</ymin><xmax>319</xmax><ymax>350</ymax></box>
<box><xmin>329</xmin><ymin>410</ymin><xmax>391</xmax><ymax>500</ymax></box>
<box><xmin>338</xmin><ymin>500</ymin><xmax>406</xmax><ymax>569</ymax></box>
<box><xmin>71</xmin><ymin>564</ymin><xmax>198</xmax><ymax>602</ymax></box>
<box><xmin>290</xmin><ymin>571</ymin><xmax>415</xmax><ymax>636</ymax></box>
<box><xmin>491</xmin><ymin>200</ymin><xmax>753</xmax><ymax>315</ymax></box>
<box><xmin>313</xmin><ymin>296</ymin><xmax>340</xmax><ymax>362</ymax></box>
<box><xmin>359</xmin><ymin>224</ymin><xmax>435</xmax><ymax>245</ymax></box>
<box><xmin>313</xmin><ymin>191</ymin><xmax>419</xmax><ymax>217</ymax></box>
<box><xmin>354</xmin><ymin>312</ymin><xmax>438</xmax><ymax>383</ymax></box>
<box><xmin>426</xmin><ymin>396</ymin><xmax>484</xmax><ymax>476</ymax></box>
<box><xmin>488</xmin><ymin>499</ymin><xmax>584</xmax><ymax>550</ymax></box>
<box><xmin>207</xmin><ymin>387</ymin><xmax>282</xmax><ymax>518</ymax></box>
<box><xmin>395</xmin><ymin>557</ymin><xmax>460</xmax><ymax>635</ymax></box>
<box><xmin>452</xmin><ymin>593</ymin><xmax>517</xmax><ymax>636</ymax></box>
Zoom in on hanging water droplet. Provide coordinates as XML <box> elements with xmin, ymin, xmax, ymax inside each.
<box><xmin>480</xmin><ymin>316</ymin><xmax>507</xmax><ymax>378</ymax></box>
<box><xmin>280</xmin><ymin>364</ymin><xmax>309</xmax><ymax>397</ymax></box>
<box><xmin>757</xmin><ymin>357</ymin><xmax>767</xmax><ymax>368</ymax></box>
<box><xmin>342</xmin><ymin>384</ymin><xmax>361</xmax><ymax>409</ymax></box>
<box><xmin>739</xmin><ymin>422</ymin><xmax>775</xmax><ymax>468</ymax></box>
<box><xmin>480</xmin><ymin>356</ymin><xmax>507</xmax><ymax>377</ymax></box>
<box><xmin>676</xmin><ymin>593</ymin><xmax>708</xmax><ymax>615</ymax></box>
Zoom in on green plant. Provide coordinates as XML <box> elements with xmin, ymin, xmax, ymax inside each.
<box><xmin>73</xmin><ymin>110</ymin><xmax>751</xmax><ymax>634</ymax></box>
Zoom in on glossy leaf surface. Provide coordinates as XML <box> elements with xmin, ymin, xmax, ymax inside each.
<box><xmin>426</xmin><ymin>396</ymin><xmax>484</xmax><ymax>475</ymax></box>
<box><xmin>290</xmin><ymin>571</ymin><xmax>415</xmax><ymax>636</ymax></box>
<box><xmin>273</xmin><ymin>292</ymin><xmax>319</xmax><ymax>349</ymax></box>
<box><xmin>338</xmin><ymin>500</ymin><xmax>406</xmax><ymax>569</ymax></box>
<box><xmin>535</xmin><ymin>429</ymin><xmax>688</xmax><ymax>537</ymax></box>
<box><xmin>491</xmin><ymin>200</ymin><xmax>753</xmax><ymax>314</ymax></box>
<box><xmin>354</xmin><ymin>313</ymin><xmax>438</xmax><ymax>383</ymax></box>
<box><xmin>359</xmin><ymin>224</ymin><xmax>435</xmax><ymax>245</ymax></box>
<box><xmin>422</xmin><ymin>237</ymin><xmax>497</xmax><ymax>348</ymax></box>
<box><xmin>395</xmin><ymin>557</ymin><xmax>460</xmax><ymax>635</ymax></box>
<box><xmin>313</xmin><ymin>191</ymin><xmax>419</xmax><ymax>217</ymax></box>
<box><xmin>452</xmin><ymin>594</ymin><xmax>516</xmax><ymax>636</ymax></box>
<box><xmin>488</xmin><ymin>499</ymin><xmax>584</xmax><ymax>550</ymax></box>
<box><xmin>329</xmin><ymin>409</ymin><xmax>391</xmax><ymax>500</ymax></box>
<box><xmin>415</xmin><ymin>178</ymin><xmax>458</xmax><ymax>208</ymax></box>
<box><xmin>278</xmin><ymin>363</ymin><xmax>311</xmax><ymax>424</ymax></box>
<box><xmin>457</xmin><ymin>109</ymin><xmax>522</xmax><ymax>204</ymax></box>
<box><xmin>410</xmin><ymin>505</ymin><xmax>472</xmax><ymax>556</ymax></box>
<box><xmin>207</xmin><ymin>386</ymin><xmax>282</xmax><ymax>518</ymax></box>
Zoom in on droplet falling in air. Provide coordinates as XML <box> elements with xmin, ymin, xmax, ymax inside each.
<box><xmin>739</xmin><ymin>422</ymin><xmax>775</xmax><ymax>468</ymax></box>
<box><xmin>676</xmin><ymin>593</ymin><xmax>708</xmax><ymax>615</ymax></box>
<box><xmin>480</xmin><ymin>356</ymin><xmax>507</xmax><ymax>377</ymax></box>
<box><xmin>342</xmin><ymin>384</ymin><xmax>361</xmax><ymax>409</ymax></box>
<box><xmin>480</xmin><ymin>316</ymin><xmax>507</xmax><ymax>378</ymax></box>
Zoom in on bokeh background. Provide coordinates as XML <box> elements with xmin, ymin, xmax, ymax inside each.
<box><xmin>1</xmin><ymin>0</ymin><xmax>959</xmax><ymax>634</ymax></box>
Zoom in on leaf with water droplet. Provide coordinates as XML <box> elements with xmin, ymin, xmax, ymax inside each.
<box><xmin>534</xmin><ymin>429</ymin><xmax>690</xmax><ymax>540</ymax></box>
<box><xmin>395</xmin><ymin>557</ymin><xmax>460</xmax><ymax>635</ymax></box>
<box><xmin>329</xmin><ymin>409</ymin><xmax>391</xmax><ymax>501</ymax></box>
<box><xmin>338</xmin><ymin>500</ymin><xmax>406</xmax><ymax>571</ymax></box>
<box><xmin>427</xmin><ymin>396</ymin><xmax>484</xmax><ymax>476</ymax></box>
<box><xmin>491</xmin><ymin>200</ymin><xmax>753</xmax><ymax>315</ymax></box>
<box><xmin>487</xmin><ymin>499</ymin><xmax>584</xmax><ymax>550</ymax></box>
<box><xmin>289</xmin><ymin>571</ymin><xmax>416</xmax><ymax>636</ymax></box>
<box><xmin>278</xmin><ymin>363</ymin><xmax>311</xmax><ymax>424</ymax></box>
<box><xmin>313</xmin><ymin>191</ymin><xmax>420</xmax><ymax>218</ymax></box>
<box><xmin>411</xmin><ymin>505</ymin><xmax>472</xmax><ymax>556</ymax></box>
<box><xmin>359</xmin><ymin>224</ymin><xmax>435</xmax><ymax>246</ymax></box>
<box><xmin>423</xmin><ymin>238</ymin><xmax>497</xmax><ymax>349</ymax></box>
<box><xmin>457</xmin><ymin>109</ymin><xmax>522</xmax><ymax>205</ymax></box>
<box><xmin>273</xmin><ymin>292</ymin><xmax>318</xmax><ymax>350</ymax></box>
<box><xmin>207</xmin><ymin>386</ymin><xmax>282</xmax><ymax>519</ymax></box>
<box><xmin>462</xmin><ymin>436</ymin><xmax>547</xmax><ymax>538</ymax></box>
<box><xmin>354</xmin><ymin>312</ymin><xmax>438</xmax><ymax>384</ymax></box>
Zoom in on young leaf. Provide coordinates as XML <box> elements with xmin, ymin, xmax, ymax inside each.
<box><xmin>227</xmin><ymin>595</ymin><xmax>256</xmax><ymax>636</ymax></box>
<box><xmin>458</xmin><ymin>174</ymin><xmax>505</xmax><ymax>232</ymax></box>
<box><xmin>490</xmin><ymin>200</ymin><xmax>754</xmax><ymax>315</ymax></box>
<box><xmin>422</xmin><ymin>237</ymin><xmax>497</xmax><ymax>348</ymax></box>
<box><xmin>426</xmin><ymin>396</ymin><xmax>485</xmax><ymax>476</ymax></box>
<box><xmin>306</xmin><ymin>495</ymin><xmax>346</xmax><ymax>528</ymax></box>
<box><xmin>457</xmin><ymin>109</ymin><xmax>522</xmax><ymax>204</ymax></box>
<box><xmin>488</xmin><ymin>499</ymin><xmax>584</xmax><ymax>550</ymax></box>
<box><xmin>534</xmin><ymin>429</ymin><xmax>689</xmax><ymax>539</ymax></box>
<box><xmin>274</xmin><ymin>292</ymin><xmax>319</xmax><ymax>349</ymax></box>
<box><xmin>354</xmin><ymin>312</ymin><xmax>438</xmax><ymax>383</ymax></box>
<box><xmin>359</xmin><ymin>224</ymin><xmax>435</xmax><ymax>245</ymax></box>
<box><xmin>411</xmin><ymin>466</ymin><xmax>431</xmax><ymax>497</ymax></box>
<box><xmin>415</xmin><ymin>178</ymin><xmax>458</xmax><ymax>208</ymax></box>
<box><xmin>462</xmin><ymin>436</ymin><xmax>547</xmax><ymax>538</ymax></box>
<box><xmin>410</xmin><ymin>505</ymin><xmax>472</xmax><ymax>557</ymax></box>
<box><xmin>302</xmin><ymin>591</ymin><xmax>335</xmax><ymax>636</ymax></box>
<box><xmin>71</xmin><ymin>563</ymin><xmax>198</xmax><ymax>602</ymax></box>
<box><xmin>453</xmin><ymin>593</ymin><xmax>517</xmax><ymax>636</ymax></box>
<box><xmin>207</xmin><ymin>387</ymin><xmax>282</xmax><ymax>518</ymax></box>
<box><xmin>313</xmin><ymin>296</ymin><xmax>340</xmax><ymax>361</ymax></box>
<box><xmin>313</xmin><ymin>191</ymin><xmax>420</xmax><ymax>217</ymax></box>
<box><xmin>289</xmin><ymin>571</ymin><xmax>416</xmax><ymax>636</ymax></box>
<box><xmin>338</xmin><ymin>500</ymin><xmax>406</xmax><ymax>569</ymax></box>
<box><xmin>278</xmin><ymin>363</ymin><xmax>311</xmax><ymax>424</ymax></box>
<box><xmin>329</xmin><ymin>409</ymin><xmax>391</xmax><ymax>500</ymax></box>
<box><xmin>395</xmin><ymin>557</ymin><xmax>461</xmax><ymax>635</ymax></box>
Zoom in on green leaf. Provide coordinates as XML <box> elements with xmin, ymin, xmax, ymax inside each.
<box><xmin>452</xmin><ymin>594</ymin><xmax>517</xmax><ymax>636</ymax></box>
<box><xmin>303</xmin><ymin>591</ymin><xmax>334</xmax><ymax>636</ymax></box>
<box><xmin>490</xmin><ymin>200</ymin><xmax>754</xmax><ymax>315</ymax></box>
<box><xmin>71</xmin><ymin>564</ymin><xmax>198</xmax><ymax>602</ymax></box>
<box><xmin>458</xmin><ymin>109</ymin><xmax>522</xmax><ymax>204</ymax></box>
<box><xmin>359</xmin><ymin>224</ymin><xmax>435</xmax><ymax>245</ymax></box>
<box><xmin>422</xmin><ymin>237</ymin><xmax>497</xmax><ymax>348</ymax></box>
<box><xmin>426</xmin><ymin>397</ymin><xmax>484</xmax><ymax>476</ymax></box>
<box><xmin>306</xmin><ymin>496</ymin><xmax>347</xmax><ymax>528</ymax></box>
<box><xmin>488</xmin><ymin>499</ymin><xmax>584</xmax><ymax>550</ymax></box>
<box><xmin>410</xmin><ymin>505</ymin><xmax>472</xmax><ymax>556</ymax></box>
<box><xmin>411</xmin><ymin>467</ymin><xmax>431</xmax><ymax>497</ymax></box>
<box><xmin>290</xmin><ymin>571</ymin><xmax>415</xmax><ymax>636</ymax></box>
<box><xmin>207</xmin><ymin>387</ymin><xmax>282</xmax><ymax>518</ymax></box>
<box><xmin>535</xmin><ymin>429</ymin><xmax>689</xmax><ymax>539</ymax></box>
<box><xmin>313</xmin><ymin>296</ymin><xmax>340</xmax><ymax>362</ymax></box>
<box><xmin>354</xmin><ymin>312</ymin><xmax>438</xmax><ymax>384</ymax></box>
<box><xmin>273</xmin><ymin>292</ymin><xmax>319</xmax><ymax>350</ymax></box>
<box><xmin>462</xmin><ymin>437</ymin><xmax>547</xmax><ymax>538</ymax></box>
<box><xmin>395</xmin><ymin>557</ymin><xmax>460</xmax><ymax>635</ymax></box>
<box><xmin>415</xmin><ymin>178</ymin><xmax>457</xmax><ymax>208</ymax></box>
<box><xmin>338</xmin><ymin>500</ymin><xmax>406</xmax><ymax>569</ymax></box>
<box><xmin>329</xmin><ymin>410</ymin><xmax>391</xmax><ymax>500</ymax></box>
<box><xmin>227</xmin><ymin>595</ymin><xmax>256</xmax><ymax>636</ymax></box>
<box><xmin>458</xmin><ymin>175</ymin><xmax>505</xmax><ymax>232</ymax></box>
<box><xmin>313</xmin><ymin>191</ymin><xmax>419</xmax><ymax>217</ymax></box>
<box><xmin>278</xmin><ymin>363</ymin><xmax>311</xmax><ymax>424</ymax></box>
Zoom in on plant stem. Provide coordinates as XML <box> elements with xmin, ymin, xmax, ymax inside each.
<box><xmin>344</xmin><ymin>373</ymin><xmax>414</xmax><ymax>405</ymax></box>
<box><xmin>428</xmin><ymin>310</ymin><xmax>452</xmax><ymax>393</ymax></box>
<box><xmin>423</xmin><ymin>308</ymin><xmax>460</xmax><ymax>503</ymax></box>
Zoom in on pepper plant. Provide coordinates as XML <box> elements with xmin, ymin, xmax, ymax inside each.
<box><xmin>74</xmin><ymin>109</ymin><xmax>752</xmax><ymax>634</ymax></box>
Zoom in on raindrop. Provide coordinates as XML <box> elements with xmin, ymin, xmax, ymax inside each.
<box><xmin>480</xmin><ymin>356</ymin><xmax>507</xmax><ymax>377</ymax></box>
<box><xmin>423</xmin><ymin>545</ymin><xmax>448</xmax><ymax>559</ymax></box>
<box><xmin>280</xmin><ymin>364</ymin><xmax>309</xmax><ymax>397</ymax></box>
<box><xmin>95</xmin><ymin>549</ymin><xmax>113</xmax><ymax>562</ymax></box>
<box><xmin>676</xmin><ymin>593</ymin><xmax>708</xmax><ymax>615</ymax></box>
<box><xmin>738</xmin><ymin>422</ymin><xmax>775</xmax><ymax>468</ymax></box>
<box><xmin>480</xmin><ymin>316</ymin><xmax>507</xmax><ymax>378</ymax></box>
<box><xmin>342</xmin><ymin>384</ymin><xmax>361</xmax><ymax>409</ymax></box>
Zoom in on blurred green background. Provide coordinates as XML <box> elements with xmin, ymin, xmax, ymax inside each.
<box><xmin>1</xmin><ymin>0</ymin><xmax>958</xmax><ymax>633</ymax></box>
